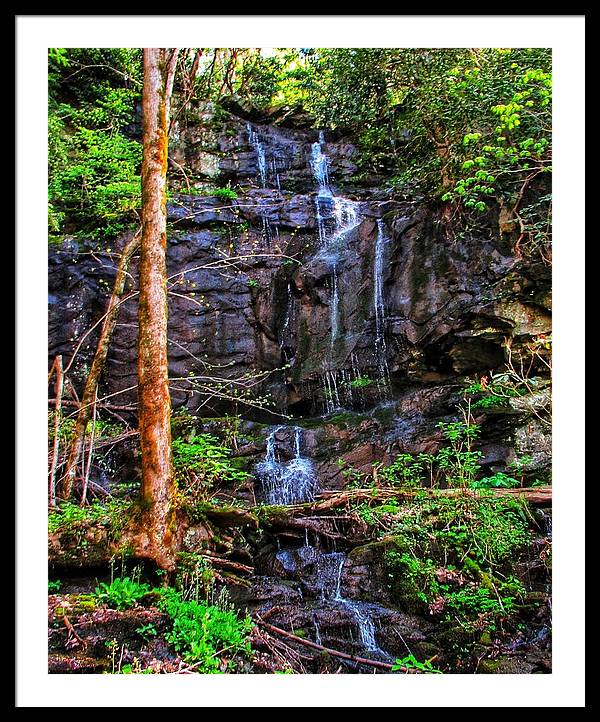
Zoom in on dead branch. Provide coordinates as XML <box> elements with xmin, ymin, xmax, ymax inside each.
<box><xmin>80</xmin><ymin>389</ymin><xmax>97</xmax><ymax>506</ymax></box>
<box><xmin>254</xmin><ymin>617</ymin><xmax>396</xmax><ymax>672</ymax></box>
<box><xmin>62</xmin><ymin>613</ymin><xmax>87</xmax><ymax>649</ymax></box>
<box><xmin>200</xmin><ymin>554</ymin><xmax>253</xmax><ymax>574</ymax></box>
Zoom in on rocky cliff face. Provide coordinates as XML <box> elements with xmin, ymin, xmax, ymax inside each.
<box><xmin>48</xmin><ymin>102</ymin><xmax>552</xmax><ymax>673</ymax></box>
<box><xmin>49</xmin><ymin>102</ymin><xmax>551</xmax><ymax>488</ymax></box>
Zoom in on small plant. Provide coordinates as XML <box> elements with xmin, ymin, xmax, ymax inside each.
<box><xmin>471</xmin><ymin>471</ymin><xmax>520</xmax><ymax>489</ymax></box>
<box><xmin>349</xmin><ymin>375</ymin><xmax>374</xmax><ymax>390</ymax></box>
<box><xmin>48</xmin><ymin>579</ymin><xmax>62</xmax><ymax>592</ymax></box>
<box><xmin>135</xmin><ymin>623</ymin><xmax>158</xmax><ymax>640</ymax></box>
<box><xmin>436</xmin><ymin>418</ymin><xmax>482</xmax><ymax>488</ymax></box>
<box><xmin>172</xmin><ymin>433</ymin><xmax>250</xmax><ymax>502</ymax></box>
<box><xmin>392</xmin><ymin>653</ymin><xmax>442</xmax><ymax>674</ymax></box>
<box><xmin>463</xmin><ymin>373</ymin><xmax>526</xmax><ymax>409</ymax></box>
<box><xmin>212</xmin><ymin>186</ymin><xmax>238</xmax><ymax>201</ymax></box>
<box><xmin>337</xmin><ymin>457</ymin><xmax>369</xmax><ymax>489</ymax></box>
<box><xmin>508</xmin><ymin>454</ymin><xmax>534</xmax><ymax>484</ymax></box>
<box><xmin>379</xmin><ymin>453</ymin><xmax>425</xmax><ymax>488</ymax></box>
<box><xmin>94</xmin><ymin>576</ymin><xmax>152</xmax><ymax>610</ymax></box>
<box><xmin>247</xmin><ymin>279</ymin><xmax>259</xmax><ymax>289</ymax></box>
<box><xmin>157</xmin><ymin>587</ymin><xmax>252</xmax><ymax>673</ymax></box>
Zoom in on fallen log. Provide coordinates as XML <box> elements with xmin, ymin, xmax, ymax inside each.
<box><xmin>254</xmin><ymin>617</ymin><xmax>397</xmax><ymax>672</ymax></box>
<box><xmin>313</xmin><ymin>485</ymin><xmax>552</xmax><ymax>508</ymax></box>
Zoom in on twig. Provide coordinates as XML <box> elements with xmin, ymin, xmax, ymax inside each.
<box><xmin>80</xmin><ymin>389</ymin><xmax>97</xmax><ymax>506</ymax></box>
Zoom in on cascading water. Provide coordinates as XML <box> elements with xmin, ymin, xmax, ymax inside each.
<box><xmin>314</xmin><ymin>550</ymin><xmax>385</xmax><ymax>655</ymax></box>
<box><xmin>373</xmin><ymin>218</ymin><xmax>391</xmax><ymax>388</ymax></box>
<box><xmin>247</xmin><ymin>122</ymin><xmax>267</xmax><ymax>187</ymax></box>
<box><xmin>279</xmin><ymin>282</ymin><xmax>294</xmax><ymax>355</ymax></box>
<box><xmin>256</xmin><ymin>426</ymin><xmax>317</xmax><ymax>504</ymax></box>
<box><xmin>311</xmin><ymin>131</ymin><xmax>331</xmax><ymax>195</ymax></box>
<box><xmin>309</xmin><ymin>132</ymin><xmax>361</xmax><ymax>370</ymax></box>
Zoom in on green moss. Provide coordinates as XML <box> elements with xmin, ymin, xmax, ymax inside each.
<box><xmin>296</xmin><ymin>318</ymin><xmax>311</xmax><ymax>368</ymax></box>
<box><xmin>327</xmin><ymin>411</ymin><xmax>369</xmax><ymax>429</ymax></box>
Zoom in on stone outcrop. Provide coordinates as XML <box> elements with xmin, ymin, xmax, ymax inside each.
<box><xmin>48</xmin><ymin>101</ymin><xmax>551</xmax><ymax>489</ymax></box>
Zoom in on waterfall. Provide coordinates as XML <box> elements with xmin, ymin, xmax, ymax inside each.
<box><xmin>373</xmin><ymin>219</ymin><xmax>391</xmax><ymax>387</ymax></box>
<box><xmin>279</xmin><ymin>282</ymin><xmax>294</xmax><ymax>352</ymax></box>
<box><xmin>309</xmin><ymin>132</ymin><xmax>361</xmax><ymax>357</ymax></box>
<box><xmin>247</xmin><ymin>122</ymin><xmax>267</xmax><ymax>187</ymax></box>
<box><xmin>311</xmin><ymin>132</ymin><xmax>331</xmax><ymax>196</ymax></box>
<box><xmin>314</xmin><ymin>550</ymin><xmax>384</xmax><ymax>655</ymax></box>
<box><xmin>256</xmin><ymin>426</ymin><xmax>317</xmax><ymax>504</ymax></box>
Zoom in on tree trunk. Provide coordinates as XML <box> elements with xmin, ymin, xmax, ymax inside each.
<box><xmin>60</xmin><ymin>232</ymin><xmax>140</xmax><ymax>500</ymax></box>
<box><xmin>136</xmin><ymin>48</ymin><xmax>179</xmax><ymax>571</ymax></box>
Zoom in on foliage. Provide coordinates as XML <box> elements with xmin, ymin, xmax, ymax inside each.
<box><xmin>378</xmin><ymin>493</ymin><xmax>533</xmax><ymax>633</ymax></box>
<box><xmin>48</xmin><ymin>579</ymin><xmax>62</xmax><ymax>592</ymax></box>
<box><xmin>157</xmin><ymin>587</ymin><xmax>252</xmax><ymax>673</ymax></box>
<box><xmin>212</xmin><ymin>186</ymin><xmax>237</xmax><ymax>201</ymax></box>
<box><xmin>174</xmin><ymin>552</ymin><xmax>216</xmax><ymax>602</ymax></box>
<box><xmin>434</xmin><ymin>420</ymin><xmax>482</xmax><ymax>488</ymax></box>
<box><xmin>442</xmin><ymin>62</ymin><xmax>551</xmax><ymax>211</ymax></box>
<box><xmin>471</xmin><ymin>472</ymin><xmax>520</xmax><ymax>490</ymax></box>
<box><xmin>135</xmin><ymin>623</ymin><xmax>158</xmax><ymax>640</ymax></box>
<box><xmin>349</xmin><ymin>375</ymin><xmax>374</xmax><ymax>390</ymax></box>
<box><xmin>378</xmin><ymin>417</ymin><xmax>481</xmax><ymax>489</ymax></box>
<box><xmin>379</xmin><ymin>453</ymin><xmax>432</xmax><ymax>488</ymax></box>
<box><xmin>337</xmin><ymin>457</ymin><xmax>369</xmax><ymax>489</ymax></box>
<box><xmin>94</xmin><ymin>576</ymin><xmax>151</xmax><ymax>610</ymax></box>
<box><xmin>48</xmin><ymin>48</ymin><xmax>142</xmax><ymax>242</ymax></box>
<box><xmin>462</xmin><ymin>373</ymin><xmax>527</xmax><ymax>409</ymax></box>
<box><xmin>392</xmin><ymin>653</ymin><xmax>442</xmax><ymax>674</ymax></box>
<box><xmin>48</xmin><ymin>498</ymin><xmax>133</xmax><ymax>537</ymax></box>
<box><xmin>172</xmin><ymin>433</ymin><xmax>250</xmax><ymax>501</ymax></box>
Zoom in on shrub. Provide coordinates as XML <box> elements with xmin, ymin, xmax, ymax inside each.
<box><xmin>94</xmin><ymin>576</ymin><xmax>151</xmax><ymax>610</ymax></box>
<box><xmin>157</xmin><ymin>588</ymin><xmax>252</xmax><ymax>673</ymax></box>
<box><xmin>172</xmin><ymin>433</ymin><xmax>250</xmax><ymax>500</ymax></box>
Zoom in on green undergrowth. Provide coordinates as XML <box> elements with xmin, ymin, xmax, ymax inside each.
<box><xmin>95</xmin><ymin>576</ymin><xmax>152</xmax><ymax>610</ymax></box>
<box><xmin>48</xmin><ymin>498</ymin><xmax>134</xmax><ymax>538</ymax></box>
<box><xmin>86</xmin><ymin>571</ymin><xmax>253</xmax><ymax>673</ymax></box>
<box><xmin>157</xmin><ymin>587</ymin><xmax>252</xmax><ymax>673</ymax></box>
<box><xmin>375</xmin><ymin>493</ymin><xmax>533</xmax><ymax>631</ymax></box>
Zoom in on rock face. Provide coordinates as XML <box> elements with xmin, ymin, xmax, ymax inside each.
<box><xmin>48</xmin><ymin>102</ymin><xmax>552</xmax><ymax>673</ymax></box>
<box><xmin>48</xmin><ymin>102</ymin><xmax>551</xmax><ymax>485</ymax></box>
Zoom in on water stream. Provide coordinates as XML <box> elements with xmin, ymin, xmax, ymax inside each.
<box><xmin>311</xmin><ymin>549</ymin><xmax>386</xmax><ymax>655</ymax></box>
<box><xmin>256</xmin><ymin>426</ymin><xmax>317</xmax><ymax>504</ymax></box>
<box><xmin>309</xmin><ymin>132</ymin><xmax>362</xmax><ymax>373</ymax></box>
<box><xmin>247</xmin><ymin>122</ymin><xmax>267</xmax><ymax>187</ymax></box>
<box><xmin>373</xmin><ymin>218</ymin><xmax>391</xmax><ymax>389</ymax></box>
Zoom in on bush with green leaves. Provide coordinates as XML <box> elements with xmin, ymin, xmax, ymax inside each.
<box><xmin>172</xmin><ymin>433</ymin><xmax>250</xmax><ymax>500</ymax></box>
<box><xmin>462</xmin><ymin>374</ymin><xmax>527</xmax><ymax>409</ymax></box>
<box><xmin>393</xmin><ymin>653</ymin><xmax>442</xmax><ymax>674</ymax></box>
<box><xmin>435</xmin><ymin>420</ymin><xmax>483</xmax><ymax>488</ymax></box>
<box><xmin>94</xmin><ymin>576</ymin><xmax>152</xmax><ymax>610</ymax></box>
<box><xmin>157</xmin><ymin>587</ymin><xmax>252</xmax><ymax>673</ymax></box>
<box><xmin>380</xmin><ymin>494</ymin><xmax>533</xmax><ymax>632</ymax></box>
<box><xmin>378</xmin><ymin>418</ymin><xmax>482</xmax><ymax>490</ymax></box>
<box><xmin>471</xmin><ymin>472</ymin><xmax>520</xmax><ymax>490</ymax></box>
